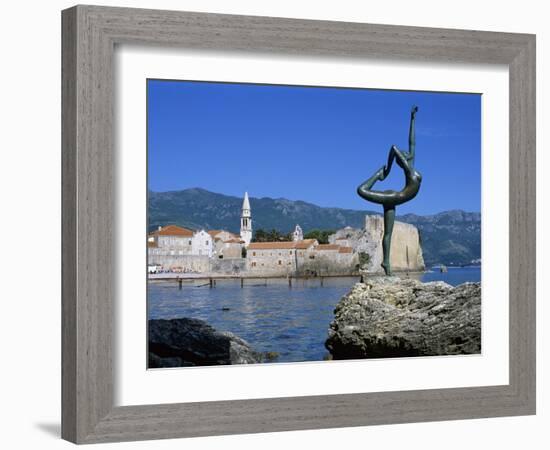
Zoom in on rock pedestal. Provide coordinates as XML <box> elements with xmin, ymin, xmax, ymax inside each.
<box><xmin>326</xmin><ymin>277</ymin><xmax>481</xmax><ymax>359</ymax></box>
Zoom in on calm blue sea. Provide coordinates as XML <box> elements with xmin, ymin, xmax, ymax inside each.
<box><xmin>421</xmin><ymin>266</ymin><xmax>481</xmax><ymax>285</ymax></box>
<box><xmin>148</xmin><ymin>266</ymin><xmax>480</xmax><ymax>363</ymax></box>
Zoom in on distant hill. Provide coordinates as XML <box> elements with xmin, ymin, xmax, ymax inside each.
<box><xmin>148</xmin><ymin>188</ymin><xmax>481</xmax><ymax>267</ymax></box>
<box><xmin>397</xmin><ymin>210</ymin><xmax>481</xmax><ymax>267</ymax></box>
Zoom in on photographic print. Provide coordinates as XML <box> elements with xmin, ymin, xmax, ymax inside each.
<box><xmin>147</xmin><ymin>79</ymin><xmax>481</xmax><ymax>368</ymax></box>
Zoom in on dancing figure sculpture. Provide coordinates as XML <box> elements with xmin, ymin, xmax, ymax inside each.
<box><xmin>357</xmin><ymin>106</ymin><xmax>422</xmax><ymax>275</ymax></box>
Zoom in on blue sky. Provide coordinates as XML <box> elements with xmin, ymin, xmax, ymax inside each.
<box><xmin>147</xmin><ymin>79</ymin><xmax>481</xmax><ymax>215</ymax></box>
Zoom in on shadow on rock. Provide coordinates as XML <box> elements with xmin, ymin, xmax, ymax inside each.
<box><xmin>148</xmin><ymin>317</ymin><xmax>263</xmax><ymax>368</ymax></box>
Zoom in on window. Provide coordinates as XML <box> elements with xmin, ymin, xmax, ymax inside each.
<box><xmin>289</xmin><ymin>250</ymin><xmax>292</xmax><ymax>255</ymax></box>
<box><xmin>251</xmin><ymin>262</ymin><xmax>256</xmax><ymax>267</ymax></box>
<box><xmin>278</xmin><ymin>260</ymin><xmax>282</xmax><ymax>265</ymax></box>
<box><xmin>309</xmin><ymin>255</ymin><xmax>315</xmax><ymax>259</ymax></box>
<box><xmin>253</xmin><ymin>252</ymin><xmax>256</xmax><ymax>256</ymax></box>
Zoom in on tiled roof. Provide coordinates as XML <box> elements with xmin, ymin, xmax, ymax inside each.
<box><xmin>150</xmin><ymin>225</ymin><xmax>194</xmax><ymax>237</ymax></box>
<box><xmin>316</xmin><ymin>244</ymin><xmax>340</xmax><ymax>251</ymax></box>
<box><xmin>248</xmin><ymin>239</ymin><xmax>317</xmax><ymax>250</ymax></box>
<box><xmin>338</xmin><ymin>246</ymin><xmax>353</xmax><ymax>254</ymax></box>
<box><xmin>295</xmin><ymin>239</ymin><xmax>317</xmax><ymax>249</ymax></box>
<box><xmin>209</xmin><ymin>230</ymin><xmax>240</xmax><ymax>238</ymax></box>
<box><xmin>248</xmin><ymin>242</ymin><xmax>296</xmax><ymax>250</ymax></box>
<box><xmin>224</xmin><ymin>238</ymin><xmax>244</xmax><ymax>244</ymax></box>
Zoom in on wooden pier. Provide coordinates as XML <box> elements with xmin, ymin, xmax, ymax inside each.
<box><xmin>149</xmin><ymin>273</ymin><xmax>361</xmax><ymax>288</ymax></box>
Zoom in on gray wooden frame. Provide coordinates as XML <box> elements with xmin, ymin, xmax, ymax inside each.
<box><xmin>62</xmin><ymin>4</ymin><xmax>536</xmax><ymax>444</ymax></box>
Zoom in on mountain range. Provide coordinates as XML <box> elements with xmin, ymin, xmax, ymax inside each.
<box><xmin>148</xmin><ymin>188</ymin><xmax>481</xmax><ymax>267</ymax></box>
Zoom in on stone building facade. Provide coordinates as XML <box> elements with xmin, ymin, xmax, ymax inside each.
<box><xmin>148</xmin><ymin>225</ymin><xmax>194</xmax><ymax>254</ymax></box>
<box><xmin>209</xmin><ymin>230</ymin><xmax>243</xmax><ymax>258</ymax></box>
<box><xmin>191</xmin><ymin>229</ymin><xmax>213</xmax><ymax>257</ymax></box>
<box><xmin>148</xmin><ymin>225</ymin><xmax>214</xmax><ymax>272</ymax></box>
<box><xmin>247</xmin><ymin>239</ymin><xmax>317</xmax><ymax>275</ymax></box>
<box><xmin>246</xmin><ymin>239</ymin><xmax>357</xmax><ymax>277</ymax></box>
<box><xmin>217</xmin><ymin>239</ymin><xmax>244</xmax><ymax>259</ymax></box>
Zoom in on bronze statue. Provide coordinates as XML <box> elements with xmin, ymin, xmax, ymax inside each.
<box><xmin>357</xmin><ymin>106</ymin><xmax>422</xmax><ymax>275</ymax></box>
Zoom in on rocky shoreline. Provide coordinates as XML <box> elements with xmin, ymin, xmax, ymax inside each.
<box><xmin>325</xmin><ymin>277</ymin><xmax>481</xmax><ymax>359</ymax></box>
<box><xmin>149</xmin><ymin>317</ymin><xmax>265</xmax><ymax>368</ymax></box>
<box><xmin>149</xmin><ymin>277</ymin><xmax>481</xmax><ymax>367</ymax></box>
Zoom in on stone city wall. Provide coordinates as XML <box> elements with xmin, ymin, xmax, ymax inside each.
<box><xmin>210</xmin><ymin>258</ymin><xmax>247</xmax><ymax>275</ymax></box>
<box><xmin>296</xmin><ymin>251</ymin><xmax>359</xmax><ymax>276</ymax></box>
<box><xmin>148</xmin><ymin>249</ymin><xmax>211</xmax><ymax>273</ymax></box>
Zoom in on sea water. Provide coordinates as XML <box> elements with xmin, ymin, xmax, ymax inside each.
<box><xmin>148</xmin><ymin>266</ymin><xmax>480</xmax><ymax>363</ymax></box>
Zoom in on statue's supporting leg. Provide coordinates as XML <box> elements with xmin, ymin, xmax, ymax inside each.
<box><xmin>381</xmin><ymin>205</ymin><xmax>395</xmax><ymax>275</ymax></box>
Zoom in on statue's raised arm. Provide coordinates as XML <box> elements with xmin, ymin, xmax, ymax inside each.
<box><xmin>408</xmin><ymin>105</ymin><xmax>418</xmax><ymax>168</ymax></box>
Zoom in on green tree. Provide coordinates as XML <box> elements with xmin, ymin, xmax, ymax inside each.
<box><xmin>252</xmin><ymin>228</ymin><xmax>292</xmax><ymax>242</ymax></box>
<box><xmin>304</xmin><ymin>229</ymin><xmax>335</xmax><ymax>244</ymax></box>
<box><xmin>253</xmin><ymin>228</ymin><xmax>268</xmax><ymax>242</ymax></box>
<box><xmin>358</xmin><ymin>252</ymin><xmax>371</xmax><ymax>268</ymax></box>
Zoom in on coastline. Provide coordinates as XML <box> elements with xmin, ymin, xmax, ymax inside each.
<box><xmin>148</xmin><ymin>271</ymin><xmax>427</xmax><ymax>282</ymax></box>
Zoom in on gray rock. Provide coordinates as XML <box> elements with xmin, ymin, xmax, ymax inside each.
<box><xmin>149</xmin><ymin>317</ymin><xmax>262</xmax><ymax>367</ymax></box>
<box><xmin>325</xmin><ymin>277</ymin><xmax>481</xmax><ymax>359</ymax></box>
<box><xmin>148</xmin><ymin>353</ymin><xmax>188</xmax><ymax>368</ymax></box>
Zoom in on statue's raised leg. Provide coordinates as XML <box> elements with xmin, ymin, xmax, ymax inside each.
<box><xmin>356</xmin><ymin>165</ymin><xmax>386</xmax><ymax>204</ymax></box>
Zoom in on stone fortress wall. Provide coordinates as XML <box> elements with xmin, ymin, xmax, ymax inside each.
<box><xmin>148</xmin><ymin>250</ymin><xmax>211</xmax><ymax>273</ymax></box>
<box><xmin>329</xmin><ymin>215</ymin><xmax>425</xmax><ymax>273</ymax></box>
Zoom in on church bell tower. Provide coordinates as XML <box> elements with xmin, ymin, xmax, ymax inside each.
<box><xmin>240</xmin><ymin>191</ymin><xmax>252</xmax><ymax>246</ymax></box>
